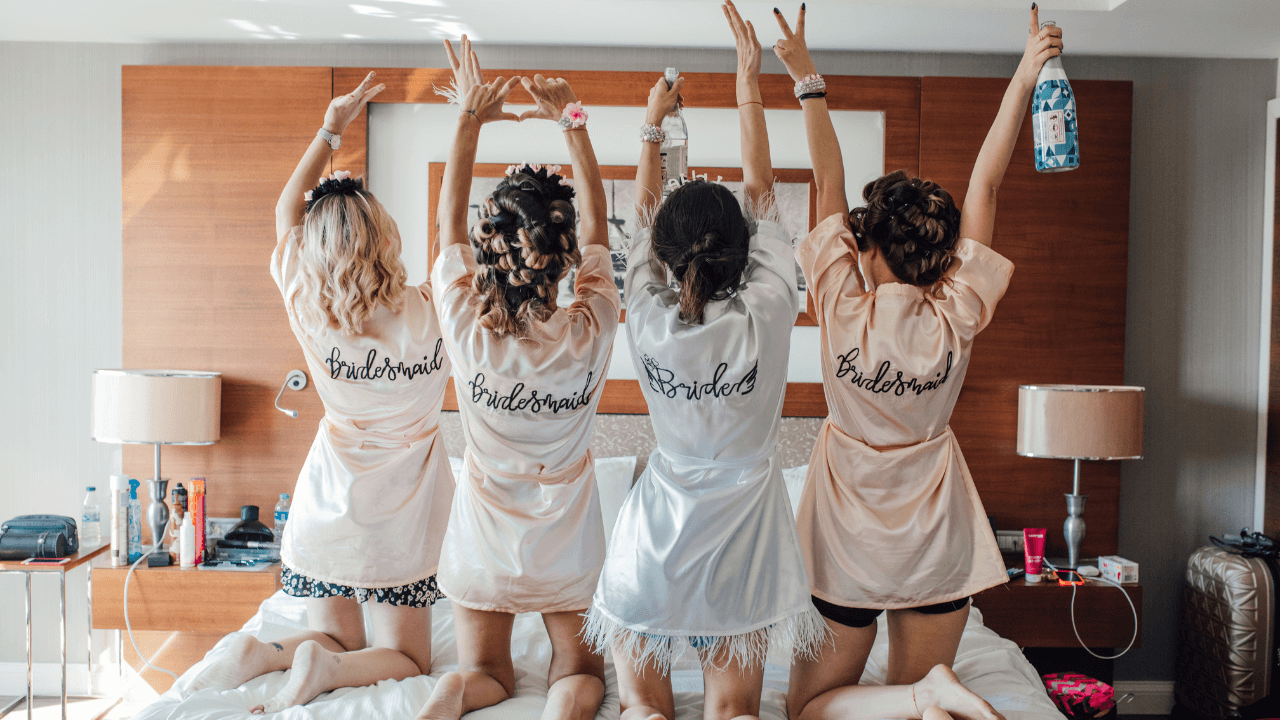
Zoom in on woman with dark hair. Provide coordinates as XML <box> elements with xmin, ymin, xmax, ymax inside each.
<box><xmin>771</xmin><ymin>5</ymin><xmax>1062</xmax><ymax>720</ymax></box>
<box><xmin>585</xmin><ymin>5</ymin><xmax>826</xmax><ymax>720</ymax></box>
<box><xmin>415</xmin><ymin>38</ymin><xmax>617</xmax><ymax>720</ymax></box>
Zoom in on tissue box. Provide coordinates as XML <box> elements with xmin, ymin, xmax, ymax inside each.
<box><xmin>1098</xmin><ymin>555</ymin><xmax>1138</xmax><ymax>584</ymax></box>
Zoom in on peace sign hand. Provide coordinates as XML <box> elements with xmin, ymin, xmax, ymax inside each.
<box><xmin>519</xmin><ymin>75</ymin><xmax>580</xmax><ymax>122</ymax></box>
<box><xmin>772</xmin><ymin>4</ymin><xmax>817</xmax><ymax>82</ymax></box>
<box><xmin>444</xmin><ymin>35</ymin><xmax>521</xmax><ymax>124</ymax></box>
<box><xmin>723</xmin><ymin>0</ymin><xmax>761</xmax><ymax>82</ymax></box>
<box><xmin>323</xmin><ymin>72</ymin><xmax>385</xmax><ymax>135</ymax></box>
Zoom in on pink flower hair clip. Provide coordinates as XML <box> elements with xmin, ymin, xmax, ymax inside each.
<box><xmin>505</xmin><ymin>163</ymin><xmax>560</xmax><ymax>177</ymax></box>
<box><xmin>558</xmin><ymin>101</ymin><xmax>588</xmax><ymax>131</ymax></box>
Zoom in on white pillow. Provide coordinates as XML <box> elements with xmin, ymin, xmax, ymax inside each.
<box><xmin>781</xmin><ymin>464</ymin><xmax>809</xmax><ymax>518</ymax></box>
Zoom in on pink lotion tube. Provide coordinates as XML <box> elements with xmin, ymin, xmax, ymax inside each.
<box><xmin>1024</xmin><ymin>528</ymin><xmax>1047</xmax><ymax>583</ymax></box>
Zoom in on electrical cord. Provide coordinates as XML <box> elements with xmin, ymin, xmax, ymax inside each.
<box><xmin>122</xmin><ymin>515</ymin><xmax>179</xmax><ymax>681</ymax></box>
<box><xmin>1043</xmin><ymin>559</ymin><xmax>1139</xmax><ymax>660</ymax></box>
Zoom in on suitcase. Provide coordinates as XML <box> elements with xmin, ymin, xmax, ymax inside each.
<box><xmin>1175</xmin><ymin>545</ymin><xmax>1275</xmax><ymax>717</ymax></box>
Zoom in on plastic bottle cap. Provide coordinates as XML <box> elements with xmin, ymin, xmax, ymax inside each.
<box><xmin>1026</xmin><ymin>573</ymin><xmax>1043</xmax><ymax>583</ymax></box>
<box><xmin>87</xmin><ymin>486</ymin><xmax>95</xmax><ymax>491</ymax></box>
<box><xmin>280</xmin><ymin>493</ymin><xmax>289</xmax><ymax>500</ymax></box>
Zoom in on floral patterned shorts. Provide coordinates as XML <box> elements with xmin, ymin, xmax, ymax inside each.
<box><xmin>281</xmin><ymin>566</ymin><xmax>443</xmax><ymax>608</ymax></box>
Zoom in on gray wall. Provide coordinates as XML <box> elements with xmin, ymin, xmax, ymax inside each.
<box><xmin>0</xmin><ymin>39</ymin><xmax>1273</xmax><ymax>685</ymax></box>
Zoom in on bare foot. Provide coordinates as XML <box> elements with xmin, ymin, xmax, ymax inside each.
<box><xmin>251</xmin><ymin>640</ymin><xmax>340</xmax><ymax>714</ymax></box>
<box><xmin>184</xmin><ymin>634</ymin><xmax>284</xmax><ymax>697</ymax></box>
<box><xmin>913</xmin><ymin>665</ymin><xmax>1004</xmax><ymax>720</ymax></box>
<box><xmin>416</xmin><ymin>672</ymin><xmax>466</xmax><ymax>720</ymax></box>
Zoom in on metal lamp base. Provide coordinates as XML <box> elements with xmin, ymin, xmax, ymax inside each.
<box><xmin>1063</xmin><ymin>492</ymin><xmax>1087</xmax><ymax>570</ymax></box>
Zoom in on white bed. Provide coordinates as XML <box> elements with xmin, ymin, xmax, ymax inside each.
<box><xmin>133</xmin><ymin>460</ymin><xmax>1064</xmax><ymax>720</ymax></box>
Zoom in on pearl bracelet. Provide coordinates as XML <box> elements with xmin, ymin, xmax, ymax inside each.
<box><xmin>640</xmin><ymin>123</ymin><xmax>667</xmax><ymax>144</ymax></box>
<box><xmin>793</xmin><ymin>74</ymin><xmax>826</xmax><ymax>99</ymax></box>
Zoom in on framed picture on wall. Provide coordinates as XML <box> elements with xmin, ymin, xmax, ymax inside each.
<box><xmin>428</xmin><ymin>163</ymin><xmax>819</xmax><ymax>324</ymax></box>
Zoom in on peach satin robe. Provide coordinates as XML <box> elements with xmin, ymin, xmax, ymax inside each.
<box><xmin>796</xmin><ymin>214</ymin><xmax>1014</xmax><ymax>608</ymax></box>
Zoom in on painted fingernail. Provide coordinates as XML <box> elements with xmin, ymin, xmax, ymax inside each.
<box><xmin>774</xmin><ymin>7</ymin><xmax>780</xmax><ymax>13</ymax></box>
<box><xmin>1032</xmin><ymin>2</ymin><xmax>1037</xmax><ymax>8</ymax></box>
<box><xmin>802</xmin><ymin>2</ymin><xmax>805</xmax><ymax>9</ymax></box>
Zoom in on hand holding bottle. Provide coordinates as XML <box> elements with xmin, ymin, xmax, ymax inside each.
<box><xmin>645</xmin><ymin>74</ymin><xmax>683</xmax><ymax>127</ymax></box>
<box><xmin>1016</xmin><ymin>4</ymin><xmax>1064</xmax><ymax>90</ymax></box>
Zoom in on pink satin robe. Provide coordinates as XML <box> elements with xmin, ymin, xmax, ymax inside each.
<box><xmin>272</xmin><ymin>227</ymin><xmax>456</xmax><ymax>589</ymax></box>
<box><xmin>795</xmin><ymin>214</ymin><xmax>1014</xmax><ymax>608</ymax></box>
<box><xmin>431</xmin><ymin>243</ymin><xmax>620</xmax><ymax>614</ymax></box>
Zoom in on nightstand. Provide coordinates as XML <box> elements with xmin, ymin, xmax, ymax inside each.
<box><xmin>91</xmin><ymin>557</ymin><xmax>281</xmax><ymax>634</ymax></box>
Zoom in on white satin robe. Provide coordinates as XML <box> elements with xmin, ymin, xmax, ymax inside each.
<box><xmin>796</xmin><ymin>214</ymin><xmax>1014</xmax><ymax>609</ymax></box>
<box><xmin>587</xmin><ymin>220</ymin><xmax>827</xmax><ymax>671</ymax></box>
<box><xmin>431</xmin><ymin>243</ymin><xmax>620</xmax><ymax>614</ymax></box>
<box><xmin>272</xmin><ymin>227</ymin><xmax>455</xmax><ymax>589</ymax></box>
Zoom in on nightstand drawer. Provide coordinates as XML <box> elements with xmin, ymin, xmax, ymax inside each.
<box><xmin>973</xmin><ymin>577</ymin><xmax>1142</xmax><ymax>648</ymax></box>
<box><xmin>92</xmin><ymin>560</ymin><xmax>280</xmax><ymax>633</ymax></box>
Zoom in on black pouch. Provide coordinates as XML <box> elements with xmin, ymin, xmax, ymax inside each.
<box><xmin>0</xmin><ymin>515</ymin><xmax>80</xmax><ymax>559</ymax></box>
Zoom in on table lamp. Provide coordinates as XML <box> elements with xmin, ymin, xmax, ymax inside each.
<box><xmin>1017</xmin><ymin>384</ymin><xmax>1144</xmax><ymax>569</ymax></box>
<box><xmin>91</xmin><ymin>370</ymin><xmax>221</xmax><ymax>563</ymax></box>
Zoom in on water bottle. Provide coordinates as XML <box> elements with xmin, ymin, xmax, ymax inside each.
<box><xmin>81</xmin><ymin>486</ymin><xmax>101</xmax><ymax>545</ymax></box>
<box><xmin>274</xmin><ymin>493</ymin><xmax>291</xmax><ymax>542</ymax></box>
<box><xmin>659</xmin><ymin>67</ymin><xmax>689</xmax><ymax>196</ymax></box>
<box><xmin>1031</xmin><ymin>21</ymin><xmax>1078</xmax><ymax>173</ymax></box>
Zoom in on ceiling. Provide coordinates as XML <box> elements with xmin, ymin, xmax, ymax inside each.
<box><xmin>2</xmin><ymin>0</ymin><xmax>1278</xmax><ymax>60</ymax></box>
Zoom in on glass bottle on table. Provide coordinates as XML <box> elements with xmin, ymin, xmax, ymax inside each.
<box><xmin>659</xmin><ymin>67</ymin><xmax>689</xmax><ymax>197</ymax></box>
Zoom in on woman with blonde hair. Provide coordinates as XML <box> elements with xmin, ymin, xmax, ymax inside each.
<box><xmin>185</xmin><ymin>72</ymin><xmax>455</xmax><ymax>714</ymax></box>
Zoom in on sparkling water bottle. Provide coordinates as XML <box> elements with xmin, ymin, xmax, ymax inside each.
<box><xmin>274</xmin><ymin>493</ymin><xmax>291</xmax><ymax>542</ymax></box>
<box><xmin>1032</xmin><ymin>21</ymin><xmax>1078</xmax><ymax>173</ymax></box>
<box><xmin>81</xmin><ymin>486</ymin><xmax>101</xmax><ymax>545</ymax></box>
<box><xmin>659</xmin><ymin>67</ymin><xmax>689</xmax><ymax>196</ymax></box>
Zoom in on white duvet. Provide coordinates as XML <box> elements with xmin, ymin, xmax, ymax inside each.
<box><xmin>137</xmin><ymin>592</ymin><xmax>1062</xmax><ymax>720</ymax></box>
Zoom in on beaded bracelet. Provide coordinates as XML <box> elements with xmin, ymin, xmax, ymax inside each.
<box><xmin>640</xmin><ymin>123</ymin><xmax>667</xmax><ymax>144</ymax></box>
<box><xmin>558</xmin><ymin>101</ymin><xmax>588</xmax><ymax>131</ymax></box>
<box><xmin>793</xmin><ymin>73</ymin><xmax>826</xmax><ymax>98</ymax></box>
<box><xmin>798</xmin><ymin>92</ymin><xmax>827</xmax><ymax>102</ymax></box>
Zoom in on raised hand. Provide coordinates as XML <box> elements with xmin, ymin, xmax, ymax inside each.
<box><xmin>443</xmin><ymin>35</ymin><xmax>521</xmax><ymax>124</ymax></box>
<box><xmin>1016</xmin><ymin>4</ymin><xmax>1064</xmax><ymax>87</ymax></box>
<box><xmin>723</xmin><ymin>1</ymin><xmax>761</xmax><ymax>82</ymax></box>
<box><xmin>323</xmin><ymin>72</ymin><xmax>385</xmax><ymax>135</ymax></box>
<box><xmin>519</xmin><ymin>75</ymin><xmax>580</xmax><ymax>123</ymax></box>
<box><xmin>644</xmin><ymin>75</ymin><xmax>683</xmax><ymax>127</ymax></box>
<box><xmin>772</xmin><ymin>4</ymin><xmax>817</xmax><ymax>82</ymax></box>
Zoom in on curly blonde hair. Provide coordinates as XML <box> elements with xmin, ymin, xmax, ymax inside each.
<box><xmin>296</xmin><ymin>180</ymin><xmax>407</xmax><ymax>335</ymax></box>
<box><xmin>470</xmin><ymin>167</ymin><xmax>581</xmax><ymax>338</ymax></box>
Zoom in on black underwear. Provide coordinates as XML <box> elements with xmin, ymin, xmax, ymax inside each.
<box><xmin>812</xmin><ymin>595</ymin><xmax>971</xmax><ymax>629</ymax></box>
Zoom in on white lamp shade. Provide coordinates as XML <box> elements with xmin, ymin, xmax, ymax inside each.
<box><xmin>1017</xmin><ymin>384</ymin><xmax>1144</xmax><ymax>460</ymax></box>
<box><xmin>91</xmin><ymin>369</ymin><xmax>221</xmax><ymax>445</ymax></box>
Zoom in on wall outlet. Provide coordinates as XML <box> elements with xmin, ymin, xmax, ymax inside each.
<box><xmin>996</xmin><ymin>530</ymin><xmax>1024</xmax><ymax>554</ymax></box>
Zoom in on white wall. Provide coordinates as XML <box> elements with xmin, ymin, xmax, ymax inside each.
<box><xmin>0</xmin><ymin>40</ymin><xmax>1275</xmax><ymax>689</ymax></box>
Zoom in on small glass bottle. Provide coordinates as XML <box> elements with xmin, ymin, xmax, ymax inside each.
<box><xmin>274</xmin><ymin>493</ymin><xmax>291</xmax><ymax>542</ymax></box>
<box><xmin>81</xmin><ymin>486</ymin><xmax>101</xmax><ymax>545</ymax></box>
<box><xmin>1032</xmin><ymin>21</ymin><xmax>1079</xmax><ymax>173</ymax></box>
<box><xmin>659</xmin><ymin>67</ymin><xmax>689</xmax><ymax>196</ymax></box>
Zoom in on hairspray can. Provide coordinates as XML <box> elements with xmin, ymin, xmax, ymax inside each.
<box><xmin>1032</xmin><ymin>21</ymin><xmax>1078</xmax><ymax>173</ymax></box>
<box><xmin>109</xmin><ymin>474</ymin><xmax>128</xmax><ymax>566</ymax></box>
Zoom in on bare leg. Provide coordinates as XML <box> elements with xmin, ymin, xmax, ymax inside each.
<box><xmin>184</xmin><ymin>595</ymin><xmax>360</xmax><ymax>696</ymax></box>
<box><xmin>699</xmin><ymin>633</ymin><xmax>766</xmax><ymax>720</ymax></box>
<box><xmin>415</xmin><ymin>605</ymin><xmax>515</xmax><ymax>720</ymax></box>
<box><xmin>612</xmin><ymin>636</ymin><xmax>675</xmax><ymax>720</ymax></box>
<box><xmin>787</xmin><ymin>617</ymin><xmax>876</xmax><ymax>720</ymax></box>
<box><xmin>251</xmin><ymin>599</ymin><xmax>430</xmax><ymax>713</ymax></box>
<box><xmin>540</xmin><ymin>610</ymin><xmax>606</xmax><ymax>720</ymax></box>
<box><xmin>884</xmin><ymin>606</ymin><xmax>967</xmax><ymax>684</ymax></box>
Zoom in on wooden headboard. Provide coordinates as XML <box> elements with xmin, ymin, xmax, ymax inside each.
<box><xmin>122</xmin><ymin>66</ymin><xmax>1131</xmax><ymax>560</ymax></box>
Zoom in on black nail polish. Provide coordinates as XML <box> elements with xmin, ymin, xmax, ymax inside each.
<box><xmin>802</xmin><ymin>2</ymin><xmax>806</xmax><ymax>9</ymax></box>
<box><xmin>774</xmin><ymin>7</ymin><xmax>780</xmax><ymax>13</ymax></box>
<box><xmin>1032</xmin><ymin>2</ymin><xmax>1037</xmax><ymax>8</ymax></box>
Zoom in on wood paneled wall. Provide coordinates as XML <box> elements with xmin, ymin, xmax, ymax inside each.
<box><xmin>123</xmin><ymin>67</ymin><xmax>1132</xmax><ymax>559</ymax></box>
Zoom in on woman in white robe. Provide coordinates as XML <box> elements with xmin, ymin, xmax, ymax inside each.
<box><xmin>586</xmin><ymin>6</ymin><xmax>826</xmax><ymax>720</ymax></box>
<box><xmin>771</xmin><ymin>6</ymin><xmax>1063</xmax><ymax>720</ymax></box>
<box><xmin>414</xmin><ymin>39</ymin><xmax>618</xmax><ymax>720</ymax></box>
<box><xmin>185</xmin><ymin>73</ymin><xmax>456</xmax><ymax>714</ymax></box>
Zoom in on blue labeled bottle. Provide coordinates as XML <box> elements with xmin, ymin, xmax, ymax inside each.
<box><xmin>1032</xmin><ymin>21</ymin><xmax>1078</xmax><ymax>173</ymax></box>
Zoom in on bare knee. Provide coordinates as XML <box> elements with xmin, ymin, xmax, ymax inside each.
<box><xmin>704</xmin><ymin>694</ymin><xmax>759</xmax><ymax>720</ymax></box>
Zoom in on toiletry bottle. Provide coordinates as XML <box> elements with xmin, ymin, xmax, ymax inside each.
<box><xmin>274</xmin><ymin>493</ymin><xmax>291</xmax><ymax>542</ymax></box>
<box><xmin>127</xmin><ymin>478</ymin><xmax>143</xmax><ymax>562</ymax></box>
<box><xmin>179</xmin><ymin>514</ymin><xmax>196</xmax><ymax>567</ymax></box>
<box><xmin>109</xmin><ymin>474</ymin><xmax>128</xmax><ymax>566</ymax></box>
<box><xmin>1032</xmin><ymin>21</ymin><xmax>1078</xmax><ymax>173</ymax></box>
<box><xmin>659</xmin><ymin>67</ymin><xmax>688</xmax><ymax>196</ymax></box>
<box><xmin>81</xmin><ymin>486</ymin><xmax>101</xmax><ymax>545</ymax></box>
<box><xmin>169</xmin><ymin>483</ymin><xmax>187</xmax><ymax>544</ymax></box>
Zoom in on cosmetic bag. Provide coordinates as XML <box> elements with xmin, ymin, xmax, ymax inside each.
<box><xmin>0</xmin><ymin>515</ymin><xmax>80</xmax><ymax>559</ymax></box>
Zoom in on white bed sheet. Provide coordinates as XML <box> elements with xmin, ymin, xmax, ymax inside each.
<box><xmin>137</xmin><ymin>592</ymin><xmax>1062</xmax><ymax>720</ymax></box>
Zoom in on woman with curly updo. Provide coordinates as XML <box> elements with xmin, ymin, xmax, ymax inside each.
<box><xmin>586</xmin><ymin>5</ymin><xmax>826</xmax><ymax>720</ymax></box>
<box><xmin>186</xmin><ymin>73</ymin><xmax>455</xmax><ymax>714</ymax></box>
<box><xmin>773</xmin><ymin>5</ymin><xmax>1063</xmax><ymax>720</ymax></box>
<box><xmin>414</xmin><ymin>37</ymin><xmax>616</xmax><ymax>720</ymax></box>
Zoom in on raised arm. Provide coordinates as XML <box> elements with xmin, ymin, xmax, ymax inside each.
<box><xmin>959</xmin><ymin>5</ymin><xmax>1062</xmax><ymax>247</ymax></box>
<box><xmin>635</xmin><ymin>76</ymin><xmax>684</xmax><ymax>224</ymax></box>
<box><xmin>520</xmin><ymin>75</ymin><xmax>609</xmax><ymax>249</ymax></box>
<box><xmin>437</xmin><ymin>36</ymin><xmax>521</xmax><ymax>252</ymax></box>
<box><xmin>773</xmin><ymin>5</ymin><xmax>846</xmax><ymax>221</ymax></box>
<box><xmin>275</xmin><ymin>72</ymin><xmax>384</xmax><ymax>240</ymax></box>
<box><xmin>724</xmin><ymin>1</ymin><xmax>773</xmax><ymax>214</ymax></box>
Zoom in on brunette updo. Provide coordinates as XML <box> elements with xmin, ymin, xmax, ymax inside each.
<box><xmin>650</xmin><ymin>180</ymin><xmax>750</xmax><ymax>325</ymax></box>
<box><xmin>849</xmin><ymin>170</ymin><xmax>961</xmax><ymax>287</ymax></box>
<box><xmin>470</xmin><ymin>165</ymin><xmax>581</xmax><ymax>338</ymax></box>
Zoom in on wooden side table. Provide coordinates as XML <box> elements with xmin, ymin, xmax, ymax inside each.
<box><xmin>0</xmin><ymin>542</ymin><xmax>109</xmax><ymax>720</ymax></box>
<box><xmin>972</xmin><ymin>576</ymin><xmax>1143</xmax><ymax>649</ymax></box>
<box><xmin>91</xmin><ymin>558</ymin><xmax>281</xmax><ymax>634</ymax></box>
